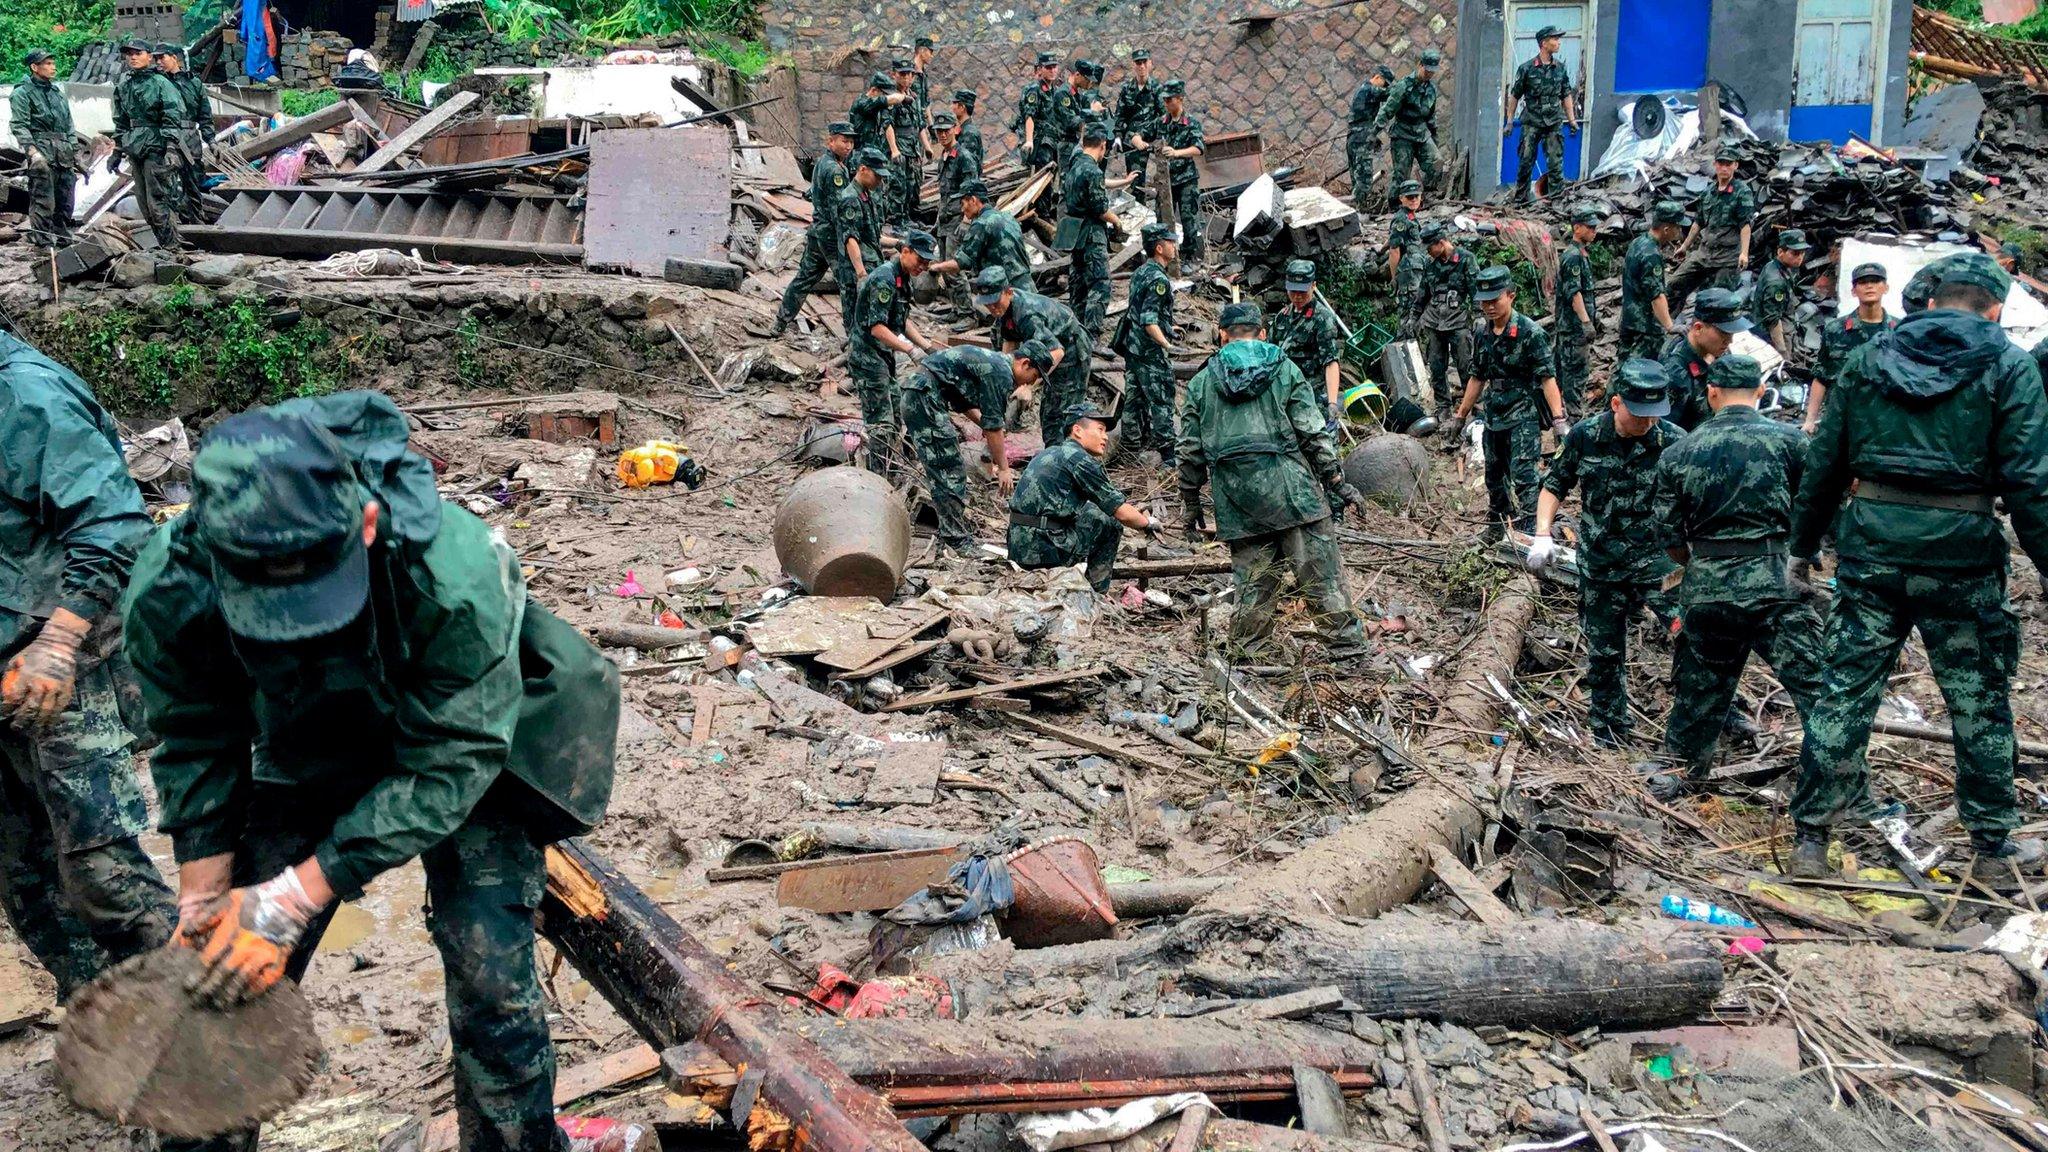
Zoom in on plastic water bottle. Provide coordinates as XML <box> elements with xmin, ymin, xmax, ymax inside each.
<box><xmin>1660</xmin><ymin>894</ymin><xmax>1758</xmax><ymax>929</ymax></box>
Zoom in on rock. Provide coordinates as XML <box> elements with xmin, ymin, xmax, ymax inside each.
<box><xmin>1342</xmin><ymin>434</ymin><xmax>1432</xmax><ymax>508</ymax></box>
<box><xmin>1448</xmin><ymin>1066</ymin><xmax>1485</xmax><ymax>1088</ymax></box>
<box><xmin>1349</xmin><ymin>1014</ymin><xmax>1386</xmax><ymax>1045</ymax></box>
<box><xmin>185</xmin><ymin>255</ymin><xmax>250</xmax><ymax>286</ymax></box>
<box><xmin>109</xmin><ymin>251</ymin><xmax>157</xmax><ymax>289</ymax></box>
<box><xmin>1377</xmin><ymin>1057</ymin><xmax>1405</xmax><ymax>1091</ymax></box>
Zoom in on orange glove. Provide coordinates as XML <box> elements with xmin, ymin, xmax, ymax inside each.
<box><xmin>190</xmin><ymin>867</ymin><xmax>322</xmax><ymax>1006</ymax></box>
<box><xmin>2</xmin><ymin>608</ymin><xmax>90</xmax><ymax>733</ymax></box>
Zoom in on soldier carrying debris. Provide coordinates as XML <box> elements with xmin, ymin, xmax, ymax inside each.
<box><xmin>1059</xmin><ymin>122</ymin><xmax>1121</xmax><ymax>340</ymax></box>
<box><xmin>1008</xmin><ymin>402</ymin><xmax>1164</xmax><ymax>592</ymax></box>
<box><xmin>1668</xmin><ymin>145</ymin><xmax>1756</xmax><ymax>310</ymax></box>
<box><xmin>1619</xmin><ymin>200</ymin><xmax>1685</xmax><ymax>361</ymax></box>
<box><xmin>1133</xmin><ymin>80</ymin><xmax>1205</xmax><ymax>266</ymax></box>
<box><xmin>1113</xmin><ymin>222</ymin><xmax>1183</xmax><ymax>468</ymax></box>
<box><xmin>1802</xmin><ymin>261</ymin><xmax>1896</xmax><ymax>435</ymax></box>
<box><xmin>1375</xmin><ymin>48</ymin><xmax>1444</xmax><ymax>196</ymax></box>
<box><xmin>1179</xmin><ymin>303</ymin><xmax>1371</xmax><ymax>664</ymax></box>
<box><xmin>1789</xmin><ymin>253</ymin><xmax>2048</xmax><ymax>875</ymax></box>
<box><xmin>1407</xmin><ymin>221</ymin><xmax>1476</xmax><ymax>411</ymax></box>
<box><xmin>111</xmin><ymin>37</ymin><xmax>186</xmax><ymax>249</ymax></box>
<box><xmin>0</xmin><ymin>331</ymin><xmax>177</xmax><ymax>1000</ymax></box>
<box><xmin>850</xmin><ymin>230</ymin><xmax>945</xmax><ymax>481</ymax></box>
<box><xmin>1443</xmin><ymin>266</ymin><xmax>1569</xmax><ymax>539</ymax></box>
<box><xmin>1503</xmin><ymin>25</ymin><xmax>1577</xmax><ymax>205</ymax></box>
<box><xmin>927</xmin><ymin>179</ymin><xmax>1031</xmax><ymax>310</ymax></box>
<box><xmin>903</xmin><ymin>342</ymin><xmax>1048</xmax><ymax>555</ymax></box>
<box><xmin>120</xmin><ymin>391</ymin><xmax>622</xmax><ymax>1152</ymax></box>
<box><xmin>11</xmin><ymin>48</ymin><xmax>89</xmax><ymax>248</ymax></box>
<box><xmin>771</xmin><ymin>120</ymin><xmax>855</xmax><ymax>338</ymax></box>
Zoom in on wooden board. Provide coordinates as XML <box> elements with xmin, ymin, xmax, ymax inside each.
<box><xmin>586</xmin><ymin>126</ymin><xmax>733</xmax><ymax>277</ymax></box>
<box><xmin>862</xmin><ymin>739</ymin><xmax>946</xmax><ymax>807</ymax></box>
<box><xmin>1426</xmin><ymin>844</ymin><xmax>1517</xmax><ymax>927</ymax></box>
<box><xmin>775</xmin><ymin>847</ymin><xmax>963</xmax><ymax>914</ymax></box>
<box><xmin>880</xmin><ymin>666</ymin><xmax>1108</xmax><ymax>712</ymax></box>
<box><xmin>829</xmin><ymin>638</ymin><xmax>944</xmax><ymax>682</ymax></box>
<box><xmin>746</xmin><ymin>597</ymin><xmax>888</xmax><ymax>657</ymax></box>
<box><xmin>354</xmin><ymin>91</ymin><xmax>479</xmax><ymax>174</ymax></box>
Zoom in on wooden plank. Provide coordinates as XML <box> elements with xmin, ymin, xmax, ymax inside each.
<box><xmin>1216</xmin><ymin>987</ymin><xmax>1345</xmax><ymax>1023</ymax></box>
<box><xmin>775</xmin><ymin>847</ymin><xmax>962</xmax><ymax>913</ymax></box>
<box><xmin>862</xmin><ymin>739</ymin><xmax>946</xmax><ymax>807</ymax></box>
<box><xmin>828</xmin><ymin>638</ymin><xmax>944</xmax><ymax>681</ymax></box>
<box><xmin>1426</xmin><ymin>844</ymin><xmax>1517</xmax><ymax>927</ymax></box>
<box><xmin>354</xmin><ymin>91</ymin><xmax>480</xmax><ymax>174</ymax></box>
<box><xmin>688</xmin><ymin>686</ymin><xmax>718</xmax><ymax>746</ymax></box>
<box><xmin>1112</xmin><ymin>556</ymin><xmax>1235</xmax><ymax>579</ymax></box>
<box><xmin>1002</xmin><ymin>711</ymin><xmax>1179</xmax><ymax>774</ymax></box>
<box><xmin>233</xmin><ymin>99</ymin><xmax>358</xmax><ymax>161</ymax></box>
<box><xmin>879</xmin><ymin>666</ymin><xmax>1108</xmax><ymax>713</ymax></box>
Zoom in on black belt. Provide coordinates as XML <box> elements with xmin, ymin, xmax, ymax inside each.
<box><xmin>1687</xmin><ymin>537</ymin><xmax>1786</xmax><ymax>558</ymax></box>
<box><xmin>1854</xmin><ymin>480</ymin><xmax>1995</xmax><ymax>514</ymax></box>
<box><xmin>1010</xmin><ymin>512</ymin><xmax>1072</xmax><ymax>531</ymax></box>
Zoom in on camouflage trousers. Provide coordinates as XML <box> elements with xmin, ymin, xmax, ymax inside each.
<box><xmin>1664</xmin><ymin>596</ymin><xmax>1827</xmax><ymax>775</ymax></box>
<box><xmin>0</xmin><ymin>654</ymin><xmax>173</xmax><ymax>998</ymax></box>
<box><xmin>848</xmin><ymin>345</ymin><xmax>907</xmax><ymax>481</ymax></box>
<box><xmin>775</xmin><ymin>236</ymin><xmax>835</xmax><ymax>328</ymax></box>
<box><xmin>24</xmin><ymin>159</ymin><xmax>77</xmax><ymax>247</ymax></box>
<box><xmin>1618</xmin><ymin>327</ymin><xmax>1666</xmax><ymax>363</ymax></box>
<box><xmin>834</xmin><ymin>265</ymin><xmax>861</xmax><ymax>336</ymax></box>
<box><xmin>1553</xmin><ymin>324</ymin><xmax>1592</xmax><ymax>416</ymax></box>
<box><xmin>1387</xmin><ymin>133</ymin><xmax>1441</xmax><ymax>195</ymax></box>
<box><xmin>890</xmin><ymin>156</ymin><xmax>919</xmax><ymax>227</ymax></box>
<box><xmin>1007</xmin><ymin>507</ymin><xmax>1122</xmax><ymax>592</ymax></box>
<box><xmin>1038</xmin><ymin>340</ymin><xmax>1092</xmax><ymax>448</ymax></box>
<box><xmin>1792</xmin><ymin>563</ymin><xmax>2022</xmax><ymax>837</ymax></box>
<box><xmin>1578</xmin><ymin>576</ymin><xmax>1674</xmax><ymax>745</ymax></box>
<box><xmin>1419</xmin><ymin>325</ymin><xmax>1470</xmax><ymax>408</ymax></box>
<box><xmin>902</xmin><ymin>376</ymin><xmax>975</xmax><ymax>545</ymax></box>
<box><xmin>1172</xmin><ymin>181</ymin><xmax>1204</xmax><ymax>265</ymax></box>
<box><xmin>1227</xmin><ymin>517</ymin><xmax>1369</xmax><ymax>660</ymax></box>
<box><xmin>1069</xmin><ymin>238</ymin><xmax>1111</xmax><ymax>342</ymax></box>
<box><xmin>1346</xmin><ymin>133</ymin><xmax>1378</xmax><ymax>214</ymax></box>
<box><xmin>1667</xmin><ymin>239</ymin><xmax>1741</xmax><ymax>312</ymax></box>
<box><xmin>1513</xmin><ymin>126</ymin><xmax>1566</xmax><ymax>202</ymax></box>
<box><xmin>1122</xmin><ymin>345</ymin><xmax>1178</xmax><ymax>458</ymax></box>
<box><xmin>135</xmin><ymin>152</ymin><xmax>182</xmax><ymax>248</ymax></box>
<box><xmin>1120</xmin><ymin>142</ymin><xmax>1151</xmax><ymax>196</ymax></box>
<box><xmin>166</xmin><ymin>781</ymin><xmax>566</xmax><ymax>1152</ymax></box>
<box><xmin>1482</xmin><ymin>421</ymin><xmax>1543</xmax><ymax>533</ymax></box>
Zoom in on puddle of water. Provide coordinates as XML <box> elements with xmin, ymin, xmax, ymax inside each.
<box><xmin>318</xmin><ymin>904</ymin><xmax>377</xmax><ymax>952</ymax></box>
<box><xmin>333</xmin><ymin>1024</ymin><xmax>375</xmax><ymax>1045</ymax></box>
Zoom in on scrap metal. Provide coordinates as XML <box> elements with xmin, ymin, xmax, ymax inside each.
<box><xmin>185</xmin><ymin>186</ymin><xmax>583</xmax><ymax>263</ymax></box>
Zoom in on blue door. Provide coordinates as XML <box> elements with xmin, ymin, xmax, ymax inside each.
<box><xmin>1500</xmin><ymin>3</ymin><xmax>1589</xmax><ymax>187</ymax></box>
<box><xmin>1613</xmin><ymin>0</ymin><xmax>1710</xmax><ymax>94</ymax></box>
<box><xmin>1790</xmin><ymin>0</ymin><xmax>1886</xmax><ymax>143</ymax></box>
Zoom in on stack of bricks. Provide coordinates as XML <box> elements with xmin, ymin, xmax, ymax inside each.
<box><xmin>277</xmin><ymin>29</ymin><xmax>355</xmax><ymax>89</ymax></box>
<box><xmin>766</xmin><ymin>0</ymin><xmax>1457</xmax><ymax>182</ymax></box>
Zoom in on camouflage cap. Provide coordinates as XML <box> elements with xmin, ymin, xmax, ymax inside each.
<box><xmin>1131</xmin><ymin>49</ymin><xmax>1151</xmax><ymax>62</ymax></box>
<box><xmin>827</xmin><ymin>119</ymin><xmax>856</xmax><ymax>137</ymax></box>
<box><xmin>960</xmin><ymin>178</ymin><xmax>992</xmax><ymax>200</ymax></box>
<box><xmin>1571</xmin><ymin>205</ymin><xmax>1603</xmax><ymax>227</ymax></box>
<box><xmin>1714</xmin><ymin>144</ymin><xmax>1742</xmax><ymax>163</ymax></box>
<box><xmin>1473</xmin><ymin>265</ymin><xmax>1515</xmax><ymax>301</ymax></box>
<box><xmin>891</xmin><ymin>57</ymin><xmax>915</xmax><ymax>72</ymax></box>
<box><xmin>1284</xmin><ymin>259</ymin><xmax>1318</xmax><ymax>291</ymax></box>
<box><xmin>1776</xmin><ymin>227</ymin><xmax>1810</xmax><ymax>251</ymax></box>
<box><xmin>952</xmin><ymin>88</ymin><xmax>978</xmax><ymax>108</ymax></box>
<box><xmin>900</xmin><ymin>229</ymin><xmax>941</xmax><ymax>260</ymax></box>
<box><xmin>931</xmin><ymin>111</ymin><xmax>958</xmax><ymax>129</ymax></box>
<box><xmin>2001</xmin><ymin>241</ymin><xmax>2023</xmax><ymax>261</ymax></box>
<box><xmin>1161</xmin><ymin>78</ymin><xmax>1186</xmax><ymax>97</ymax></box>
<box><xmin>1141</xmin><ymin>221</ymin><xmax>1177</xmax><ymax>249</ymax></box>
<box><xmin>23</xmin><ymin>48</ymin><xmax>54</xmax><ymax>65</ymax></box>
<box><xmin>1376</xmin><ymin>64</ymin><xmax>1395</xmax><ymax>81</ymax></box>
<box><xmin>192</xmin><ymin>408</ymin><xmax>371</xmax><ymax>643</ymax></box>
<box><xmin>1649</xmin><ymin>200</ymin><xmax>1688</xmax><ymax>226</ymax></box>
<box><xmin>1017</xmin><ymin>338</ymin><xmax>1057</xmax><ymax>374</ymax></box>
<box><xmin>1419</xmin><ymin>220</ymin><xmax>1449</xmax><ymax>244</ymax></box>
<box><xmin>1613</xmin><ymin>358</ymin><xmax>1670</xmax><ymax>418</ymax></box>
<box><xmin>1072</xmin><ymin>57</ymin><xmax>1096</xmax><ymax>74</ymax></box>
<box><xmin>1081</xmin><ymin>120</ymin><xmax>1112</xmax><ymax>143</ymax></box>
<box><xmin>1692</xmin><ymin>288</ymin><xmax>1753</xmax><ymax>333</ymax></box>
<box><xmin>1396</xmin><ymin>178</ymin><xmax>1423</xmax><ymax>197</ymax></box>
<box><xmin>854</xmin><ymin>146</ymin><xmax>890</xmax><ymax>170</ymax></box>
<box><xmin>119</xmin><ymin>38</ymin><xmax>153</xmax><ymax>54</ymax></box>
<box><xmin>1067</xmin><ymin>400</ymin><xmax>1119</xmax><ymax>428</ymax></box>
<box><xmin>915</xmin><ymin>34</ymin><xmax>936</xmax><ymax>48</ymax></box>
<box><xmin>1419</xmin><ymin>48</ymin><xmax>1443</xmax><ymax>66</ymax></box>
<box><xmin>973</xmin><ymin>266</ymin><xmax>1012</xmax><ymax>305</ymax></box>
<box><xmin>1036</xmin><ymin>50</ymin><xmax>1063</xmax><ymax>67</ymax></box>
<box><xmin>1850</xmin><ymin>261</ymin><xmax>1888</xmax><ymax>283</ymax></box>
<box><xmin>1535</xmin><ymin>24</ymin><xmax>1565</xmax><ymax>40</ymax></box>
<box><xmin>156</xmin><ymin>43</ymin><xmax>185</xmax><ymax>59</ymax></box>
<box><xmin>867</xmin><ymin>70</ymin><xmax>893</xmax><ymax>89</ymax></box>
<box><xmin>1706</xmin><ymin>353</ymin><xmax>1763</xmax><ymax>391</ymax></box>
<box><xmin>1935</xmin><ymin>250</ymin><xmax>2012</xmax><ymax>299</ymax></box>
<box><xmin>1219</xmin><ymin>301</ymin><xmax>1263</xmax><ymax>329</ymax></box>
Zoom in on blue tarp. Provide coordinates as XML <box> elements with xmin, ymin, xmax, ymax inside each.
<box><xmin>242</xmin><ymin>0</ymin><xmax>277</xmax><ymax>83</ymax></box>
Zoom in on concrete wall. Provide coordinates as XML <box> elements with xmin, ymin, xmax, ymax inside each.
<box><xmin>763</xmin><ymin>0</ymin><xmax>1461</xmax><ymax>190</ymax></box>
<box><xmin>1704</xmin><ymin>0</ymin><xmax>1798</xmax><ymax>142</ymax></box>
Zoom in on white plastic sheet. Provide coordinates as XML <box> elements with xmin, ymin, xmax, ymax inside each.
<box><xmin>1836</xmin><ymin>237</ymin><xmax>2048</xmax><ymax>349</ymax></box>
<box><xmin>1588</xmin><ymin>98</ymin><xmax>1757</xmax><ymax>186</ymax></box>
<box><xmin>1015</xmin><ymin>1094</ymin><xmax>1216</xmax><ymax>1152</ymax></box>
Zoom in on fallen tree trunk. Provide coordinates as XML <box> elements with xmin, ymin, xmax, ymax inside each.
<box><xmin>1193</xmin><ymin>576</ymin><xmax>1538</xmax><ymax>920</ymax></box>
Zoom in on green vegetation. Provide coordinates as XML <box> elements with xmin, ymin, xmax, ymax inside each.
<box><xmin>0</xmin><ymin>0</ymin><xmax>111</xmax><ymax>78</ymax></box>
<box><xmin>1920</xmin><ymin>0</ymin><xmax>2048</xmax><ymax>42</ymax></box>
<box><xmin>278</xmin><ymin>88</ymin><xmax>341</xmax><ymax>117</ymax></box>
<box><xmin>477</xmin><ymin>0</ymin><xmax>775</xmax><ymax>76</ymax></box>
<box><xmin>1995</xmin><ymin>223</ymin><xmax>2046</xmax><ymax>267</ymax></box>
<box><xmin>40</xmin><ymin>289</ymin><xmax>344</xmax><ymax>415</ymax></box>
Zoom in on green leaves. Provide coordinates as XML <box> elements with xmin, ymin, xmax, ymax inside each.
<box><xmin>0</xmin><ymin>0</ymin><xmax>112</xmax><ymax>78</ymax></box>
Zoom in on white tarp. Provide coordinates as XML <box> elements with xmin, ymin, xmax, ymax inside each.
<box><xmin>1588</xmin><ymin>97</ymin><xmax>1757</xmax><ymax>186</ymax></box>
<box><xmin>466</xmin><ymin>62</ymin><xmax>706</xmax><ymax>120</ymax></box>
<box><xmin>1837</xmin><ymin>237</ymin><xmax>2048</xmax><ymax>349</ymax></box>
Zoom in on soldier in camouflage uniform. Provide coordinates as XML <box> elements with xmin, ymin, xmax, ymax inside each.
<box><xmin>11</xmin><ymin>49</ymin><xmax>88</xmax><ymax>248</ymax></box>
<box><xmin>1669</xmin><ymin>146</ymin><xmax>1757</xmax><ymax>309</ymax></box>
<box><xmin>951</xmin><ymin>90</ymin><xmax>985</xmax><ymax>180</ymax></box>
<box><xmin>932</xmin><ymin>113</ymin><xmax>981</xmax><ymax>257</ymax></box>
<box><xmin>978</xmin><ymin>267</ymin><xmax>1093</xmax><ymax>447</ymax></box>
<box><xmin>157</xmin><ymin>43</ymin><xmax>210</xmax><ymax>223</ymax></box>
<box><xmin>1660</xmin><ymin>288</ymin><xmax>1750</xmax><ymax>431</ymax></box>
<box><xmin>1375</xmin><ymin>48</ymin><xmax>1443</xmax><ymax>195</ymax></box>
<box><xmin>1553</xmin><ymin>206</ymin><xmax>1604</xmax><ymax>415</ymax></box>
<box><xmin>1072</xmin><ymin>60</ymin><xmax>1112</xmax><ymax>152</ymax></box>
<box><xmin>888</xmin><ymin>58</ymin><xmax>926</xmax><ymax>228</ymax></box>
<box><xmin>1408</xmin><ymin>222</ymin><xmax>1477</xmax><ymax>409</ymax></box>
<box><xmin>0</xmin><ymin>332</ymin><xmax>175</xmax><ymax>999</ymax></box>
<box><xmin>912</xmin><ymin>35</ymin><xmax>937</xmax><ymax>126</ymax></box>
<box><xmin>1136</xmin><ymin>80</ymin><xmax>1206</xmax><ymax>265</ymax></box>
<box><xmin>1648</xmin><ymin>355</ymin><xmax>1829</xmax><ymax>798</ymax></box>
<box><xmin>1345</xmin><ymin>66</ymin><xmax>1393</xmax><ymax>213</ymax></box>
<box><xmin>1528</xmin><ymin>360</ymin><xmax>1685</xmax><ymax>747</ymax></box>
<box><xmin>1750</xmin><ymin>228</ymin><xmax>1809</xmax><ymax>356</ymax></box>
<box><xmin>904</xmin><ymin>344</ymin><xmax>1046</xmax><ymax>553</ymax></box>
<box><xmin>1113</xmin><ymin>50</ymin><xmax>1163</xmax><ymax>196</ymax></box>
<box><xmin>122</xmin><ymin>391</ymin><xmax>620</xmax><ymax>1152</ymax></box>
<box><xmin>1802</xmin><ymin>262</ymin><xmax>1896</xmax><ymax>435</ymax></box>
<box><xmin>1179</xmin><ymin>303</ymin><xmax>1372</xmax><ymax>662</ymax></box>
<box><xmin>1060</xmin><ymin>122</ymin><xmax>1119</xmax><ymax>340</ymax></box>
<box><xmin>833</xmin><ymin>148</ymin><xmax>891</xmax><ymax>335</ymax></box>
<box><xmin>1789</xmin><ymin>254</ymin><xmax>2048</xmax><ymax>874</ymax></box>
<box><xmin>1269</xmin><ymin>259</ymin><xmax>1345</xmax><ymax>423</ymax></box>
<box><xmin>112</xmin><ymin>38</ymin><xmax>185</xmax><ymax>248</ymax></box>
<box><xmin>929</xmin><ymin>180</ymin><xmax>1032</xmax><ymax>307</ymax></box>
<box><xmin>1504</xmin><ymin>26</ymin><xmax>1577</xmax><ymax>204</ymax></box>
<box><xmin>1015</xmin><ymin>52</ymin><xmax>1072</xmax><ymax>225</ymax></box>
<box><xmin>1444</xmin><ymin>267</ymin><xmax>1570</xmax><ymax>537</ymax></box>
<box><xmin>1008</xmin><ymin>402</ymin><xmax>1164</xmax><ymax>591</ymax></box>
<box><xmin>1114</xmin><ymin>223</ymin><xmax>1182</xmax><ymax>464</ymax></box>
<box><xmin>849</xmin><ymin>71</ymin><xmax>906</xmax><ymax>159</ymax></box>
<box><xmin>772</xmin><ymin>121</ymin><xmax>855</xmax><ymax>337</ymax></box>
<box><xmin>1619</xmin><ymin>201</ymin><xmax>1686</xmax><ymax>361</ymax></box>
<box><xmin>1385</xmin><ymin>180</ymin><xmax>1426</xmax><ymax>313</ymax></box>
<box><xmin>850</xmin><ymin>230</ymin><xmax>943</xmax><ymax>482</ymax></box>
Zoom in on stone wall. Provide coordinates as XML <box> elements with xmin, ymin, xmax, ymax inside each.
<box><xmin>763</xmin><ymin>0</ymin><xmax>1460</xmax><ymax>185</ymax></box>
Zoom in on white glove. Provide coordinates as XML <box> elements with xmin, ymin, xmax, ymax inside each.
<box><xmin>1525</xmin><ymin>534</ymin><xmax>1557</xmax><ymax>573</ymax></box>
<box><xmin>26</xmin><ymin>147</ymin><xmax>49</xmax><ymax>171</ymax></box>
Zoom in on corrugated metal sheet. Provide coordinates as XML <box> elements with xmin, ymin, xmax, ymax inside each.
<box><xmin>185</xmin><ymin>186</ymin><xmax>583</xmax><ymax>263</ymax></box>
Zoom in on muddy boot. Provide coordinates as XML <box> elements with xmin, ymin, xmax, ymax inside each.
<box><xmin>1787</xmin><ymin>832</ymin><xmax>1833</xmax><ymax>879</ymax></box>
<box><xmin>1972</xmin><ymin>833</ymin><xmax>2047</xmax><ymax>870</ymax></box>
<box><xmin>938</xmin><ymin>535</ymin><xmax>983</xmax><ymax>559</ymax></box>
<box><xmin>769</xmin><ymin>314</ymin><xmax>791</xmax><ymax>338</ymax></box>
<box><xmin>1633</xmin><ymin>759</ymin><xmax>1689</xmax><ymax>802</ymax></box>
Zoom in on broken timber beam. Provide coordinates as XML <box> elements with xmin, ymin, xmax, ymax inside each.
<box><xmin>234</xmin><ymin>99</ymin><xmax>359</xmax><ymax>162</ymax></box>
<box><xmin>538</xmin><ymin>841</ymin><xmax>924</xmax><ymax>1152</ymax></box>
<box><xmin>353</xmin><ymin>90</ymin><xmax>480</xmax><ymax>173</ymax></box>
<box><xmin>1112</xmin><ymin>556</ymin><xmax>1235</xmax><ymax>579</ymax></box>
